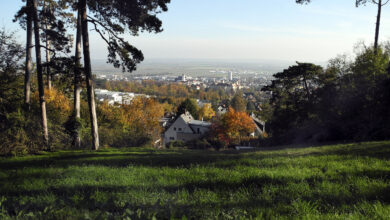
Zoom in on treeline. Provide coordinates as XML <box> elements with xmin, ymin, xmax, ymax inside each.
<box><xmin>263</xmin><ymin>45</ymin><xmax>390</xmax><ymax>144</ymax></box>
<box><xmin>0</xmin><ymin>0</ymin><xmax>172</xmax><ymax>154</ymax></box>
<box><xmin>0</xmin><ymin>0</ymin><xmax>171</xmax><ymax>153</ymax></box>
<box><xmin>0</xmin><ymin>60</ymin><xmax>169</xmax><ymax>156</ymax></box>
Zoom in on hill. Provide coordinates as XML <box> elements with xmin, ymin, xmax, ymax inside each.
<box><xmin>0</xmin><ymin>142</ymin><xmax>390</xmax><ymax>219</ymax></box>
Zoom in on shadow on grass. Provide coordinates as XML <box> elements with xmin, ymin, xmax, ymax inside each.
<box><xmin>2</xmin><ymin>173</ymin><xmax>390</xmax><ymax>218</ymax></box>
<box><xmin>1</xmin><ymin>143</ymin><xmax>390</xmax><ymax>218</ymax></box>
<box><xmin>1</xmin><ymin>141</ymin><xmax>390</xmax><ymax>172</ymax></box>
<box><xmin>0</xmin><ymin>150</ymin><xmax>245</xmax><ymax>170</ymax></box>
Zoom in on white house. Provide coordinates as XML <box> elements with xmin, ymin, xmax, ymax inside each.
<box><xmin>95</xmin><ymin>89</ymin><xmax>123</xmax><ymax>105</ymax></box>
<box><xmin>217</xmin><ymin>105</ymin><xmax>227</xmax><ymax>115</ymax></box>
<box><xmin>95</xmin><ymin>89</ymin><xmax>148</xmax><ymax>105</ymax></box>
<box><xmin>250</xmin><ymin>112</ymin><xmax>266</xmax><ymax>137</ymax></box>
<box><xmin>164</xmin><ymin>111</ymin><xmax>211</xmax><ymax>145</ymax></box>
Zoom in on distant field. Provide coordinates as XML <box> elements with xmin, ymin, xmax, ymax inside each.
<box><xmin>1</xmin><ymin>142</ymin><xmax>390</xmax><ymax>219</ymax></box>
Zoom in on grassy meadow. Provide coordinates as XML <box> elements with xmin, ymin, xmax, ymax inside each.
<box><xmin>1</xmin><ymin>142</ymin><xmax>390</xmax><ymax>219</ymax></box>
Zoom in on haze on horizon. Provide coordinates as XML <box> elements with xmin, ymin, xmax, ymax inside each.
<box><xmin>1</xmin><ymin>0</ymin><xmax>389</xmax><ymax>64</ymax></box>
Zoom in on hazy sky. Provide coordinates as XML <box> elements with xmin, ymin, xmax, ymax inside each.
<box><xmin>1</xmin><ymin>0</ymin><xmax>390</xmax><ymax>63</ymax></box>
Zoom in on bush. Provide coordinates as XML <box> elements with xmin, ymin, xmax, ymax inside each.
<box><xmin>99</xmin><ymin>127</ymin><xmax>151</xmax><ymax>148</ymax></box>
<box><xmin>0</xmin><ymin>109</ymin><xmax>42</xmax><ymax>156</ymax></box>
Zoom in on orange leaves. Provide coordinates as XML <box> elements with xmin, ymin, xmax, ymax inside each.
<box><xmin>211</xmin><ymin>107</ymin><xmax>256</xmax><ymax>145</ymax></box>
<box><xmin>224</xmin><ymin>107</ymin><xmax>256</xmax><ymax>140</ymax></box>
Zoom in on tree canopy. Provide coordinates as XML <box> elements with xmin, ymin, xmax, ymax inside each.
<box><xmin>177</xmin><ymin>98</ymin><xmax>199</xmax><ymax>119</ymax></box>
<box><xmin>86</xmin><ymin>0</ymin><xmax>171</xmax><ymax>72</ymax></box>
<box><xmin>231</xmin><ymin>94</ymin><xmax>246</xmax><ymax>112</ymax></box>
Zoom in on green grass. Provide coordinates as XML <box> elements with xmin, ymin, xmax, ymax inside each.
<box><xmin>1</xmin><ymin>142</ymin><xmax>390</xmax><ymax>219</ymax></box>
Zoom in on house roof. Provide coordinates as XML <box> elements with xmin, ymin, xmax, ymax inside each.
<box><xmin>250</xmin><ymin>113</ymin><xmax>265</xmax><ymax>132</ymax></box>
<box><xmin>188</xmin><ymin>120</ymin><xmax>211</xmax><ymax>127</ymax></box>
<box><xmin>182</xmin><ymin>111</ymin><xmax>211</xmax><ymax>127</ymax></box>
<box><xmin>165</xmin><ymin>111</ymin><xmax>211</xmax><ymax>133</ymax></box>
<box><xmin>181</xmin><ymin>111</ymin><xmax>194</xmax><ymax>123</ymax></box>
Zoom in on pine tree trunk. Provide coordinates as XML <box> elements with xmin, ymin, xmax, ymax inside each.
<box><xmin>73</xmin><ymin>4</ymin><xmax>82</xmax><ymax>148</ymax></box>
<box><xmin>80</xmin><ymin>0</ymin><xmax>99</xmax><ymax>150</ymax></box>
<box><xmin>302</xmin><ymin>76</ymin><xmax>311</xmax><ymax>102</ymax></box>
<box><xmin>32</xmin><ymin>0</ymin><xmax>49</xmax><ymax>148</ymax></box>
<box><xmin>46</xmin><ymin>36</ymin><xmax>52</xmax><ymax>89</ymax></box>
<box><xmin>374</xmin><ymin>0</ymin><xmax>382</xmax><ymax>53</ymax></box>
<box><xmin>44</xmin><ymin>0</ymin><xmax>52</xmax><ymax>89</ymax></box>
<box><xmin>24</xmin><ymin>0</ymin><xmax>33</xmax><ymax>109</ymax></box>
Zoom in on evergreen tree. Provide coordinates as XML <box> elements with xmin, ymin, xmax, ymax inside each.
<box><xmin>73</xmin><ymin>0</ymin><xmax>82</xmax><ymax>148</ymax></box>
<box><xmin>297</xmin><ymin>0</ymin><xmax>389</xmax><ymax>53</ymax></box>
<box><xmin>32</xmin><ymin>0</ymin><xmax>49</xmax><ymax>148</ymax></box>
<box><xmin>231</xmin><ymin>94</ymin><xmax>246</xmax><ymax>112</ymax></box>
<box><xmin>246</xmin><ymin>101</ymin><xmax>256</xmax><ymax>112</ymax></box>
<box><xmin>25</xmin><ymin>0</ymin><xmax>33</xmax><ymax>109</ymax></box>
<box><xmin>177</xmin><ymin>98</ymin><xmax>199</xmax><ymax>119</ymax></box>
<box><xmin>75</xmin><ymin>0</ymin><xmax>171</xmax><ymax>150</ymax></box>
<box><xmin>356</xmin><ymin>0</ymin><xmax>389</xmax><ymax>53</ymax></box>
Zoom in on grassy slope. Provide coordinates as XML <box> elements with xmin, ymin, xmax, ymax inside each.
<box><xmin>0</xmin><ymin>142</ymin><xmax>390</xmax><ymax>219</ymax></box>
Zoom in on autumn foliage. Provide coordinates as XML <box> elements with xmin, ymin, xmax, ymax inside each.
<box><xmin>198</xmin><ymin>103</ymin><xmax>216</xmax><ymax>121</ymax></box>
<box><xmin>33</xmin><ymin>88</ymin><xmax>72</xmax><ymax>123</ymax></box>
<box><xmin>98</xmin><ymin>96</ymin><xmax>167</xmax><ymax>147</ymax></box>
<box><xmin>120</xmin><ymin>97</ymin><xmax>165</xmax><ymax>138</ymax></box>
<box><xmin>211</xmin><ymin>107</ymin><xmax>256</xmax><ymax>146</ymax></box>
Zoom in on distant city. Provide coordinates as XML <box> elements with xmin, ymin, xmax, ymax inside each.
<box><xmin>92</xmin><ymin>59</ymin><xmax>291</xmax><ymax>92</ymax></box>
<box><xmin>90</xmin><ymin>58</ymin><xmax>311</xmax><ymax>77</ymax></box>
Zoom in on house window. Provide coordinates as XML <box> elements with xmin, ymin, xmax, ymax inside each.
<box><xmin>174</xmin><ymin>127</ymin><xmax>176</xmax><ymax>131</ymax></box>
<box><xmin>178</xmin><ymin>128</ymin><xmax>182</xmax><ymax>131</ymax></box>
<box><xmin>170</xmin><ymin>137</ymin><xmax>174</xmax><ymax>140</ymax></box>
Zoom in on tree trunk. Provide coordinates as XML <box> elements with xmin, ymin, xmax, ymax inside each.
<box><xmin>73</xmin><ymin>4</ymin><xmax>82</xmax><ymax>148</ymax></box>
<box><xmin>32</xmin><ymin>0</ymin><xmax>49</xmax><ymax>148</ymax></box>
<box><xmin>374</xmin><ymin>0</ymin><xmax>382</xmax><ymax>53</ymax></box>
<box><xmin>80</xmin><ymin>0</ymin><xmax>99</xmax><ymax>150</ymax></box>
<box><xmin>302</xmin><ymin>76</ymin><xmax>312</xmax><ymax>102</ymax></box>
<box><xmin>44</xmin><ymin>0</ymin><xmax>52</xmax><ymax>89</ymax></box>
<box><xmin>24</xmin><ymin>0</ymin><xmax>33</xmax><ymax>109</ymax></box>
<box><xmin>45</xmin><ymin>33</ymin><xmax>52</xmax><ymax>89</ymax></box>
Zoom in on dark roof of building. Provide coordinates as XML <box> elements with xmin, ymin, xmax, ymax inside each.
<box><xmin>188</xmin><ymin>120</ymin><xmax>211</xmax><ymax>127</ymax></box>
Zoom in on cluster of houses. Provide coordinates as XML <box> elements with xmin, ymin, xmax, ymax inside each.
<box><xmin>162</xmin><ymin>111</ymin><xmax>265</xmax><ymax>146</ymax></box>
<box><xmin>95</xmin><ymin>89</ymin><xmax>151</xmax><ymax>105</ymax></box>
<box><xmin>173</xmin><ymin>73</ymin><xmax>247</xmax><ymax>92</ymax></box>
<box><xmin>95</xmin><ymin>88</ymin><xmax>266</xmax><ymax>147</ymax></box>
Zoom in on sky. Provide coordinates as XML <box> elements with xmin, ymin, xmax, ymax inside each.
<box><xmin>1</xmin><ymin>0</ymin><xmax>390</xmax><ymax>63</ymax></box>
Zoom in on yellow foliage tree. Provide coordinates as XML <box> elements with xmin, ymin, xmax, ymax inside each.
<box><xmin>120</xmin><ymin>97</ymin><xmax>165</xmax><ymax>139</ymax></box>
<box><xmin>34</xmin><ymin>88</ymin><xmax>71</xmax><ymax>123</ymax></box>
<box><xmin>198</xmin><ymin>103</ymin><xmax>215</xmax><ymax>121</ymax></box>
<box><xmin>44</xmin><ymin>88</ymin><xmax>71</xmax><ymax>113</ymax></box>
